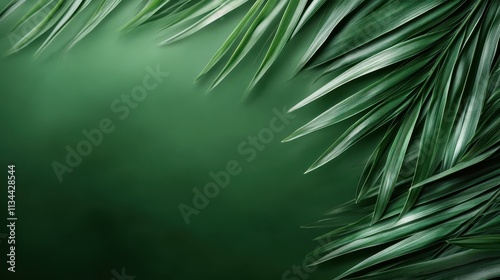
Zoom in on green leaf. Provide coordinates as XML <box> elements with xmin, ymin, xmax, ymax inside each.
<box><xmin>206</xmin><ymin>0</ymin><xmax>286</xmax><ymax>91</ymax></box>
<box><xmin>355</xmin><ymin>125</ymin><xmax>395</xmax><ymax>202</ymax></box>
<box><xmin>441</xmin><ymin>1</ymin><xmax>491</xmax><ymax>169</ymax></box>
<box><xmin>122</xmin><ymin>0</ymin><xmax>172</xmax><ymax>31</ymax></box>
<box><xmin>449</xmin><ymin>235</ymin><xmax>500</xmax><ymax>250</ymax></box>
<box><xmin>401</xmin><ymin>32</ymin><xmax>467</xmax><ymax>216</ymax></box>
<box><xmin>352</xmin><ymin>250</ymin><xmax>500</xmax><ymax>279</ymax></box>
<box><xmin>321</xmin><ymin>0</ymin><xmax>465</xmax><ymax>74</ymax></box>
<box><xmin>305</xmin><ymin>95</ymin><xmax>411</xmax><ymax>173</ymax></box>
<box><xmin>373</xmin><ymin>98</ymin><xmax>422</xmax><ymax>223</ymax></box>
<box><xmin>8</xmin><ymin>0</ymin><xmax>65</xmax><ymax>54</ymax></box>
<box><xmin>289</xmin><ymin>31</ymin><xmax>444</xmax><ymax>112</ymax></box>
<box><xmin>404</xmin><ymin>149</ymin><xmax>498</xmax><ymax>215</ymax></box>
<box><xmin>311</xmin><ymin>0</ymin><xmax>452</xmax><ymax>67</ymax></box>
<box><xmin>155</xmin><ymin>1</ymin><xmax>223</xmax><ymax>31</ymax></box>
<box><xmin>294</xmin><ymin>0</ymin><xmax>363</xmax><ymax>72</ymax></box>
<box><xmin>283</xmin><ymin>57</ymin><xmax>429</xmax><ymax>142</ymax></box>
<box><xmin>36</xmin><ymin>0</ymin><xmax>90</xmax><ymax>56</ymax></box>
<box><xmin>159</xmin><ymin>0</ymin><xmax>247</xmax><ymax>45</ymax></box>
<box><xmin>449</xmin><ymin>2</ymin><xmax>500</xmax><ymax>164</ymax></box>
<box><xmin>333</xmin><ymin>218</ymin><xmax>465</xmax><ymax>279</ymax></box>
<box><xmin>64</xmin><ymin>0</ymin><xmax>122</xmax><ymax>53</ymax></box>
<box><xmin>425</xmin><ymin>258</ymin><xmax>500</xmax><ymax>280</ymax></box>
<box><xmin>291</xmin><ymin>0</ymin><xmax>328</xmax><ymax>36</ymax></box>
<box><xmin>244</xmin><ymin>0</ymin><xmax>308</xmax><ymax>96</ymax></box>
<box><xmin>196</xmin><ymin>0</ymin><xmax>265</xmax><ymax>80</ymax></box>
<box><xmin>0</xmin><ymin>0</ymin><xmax>25</xmax><ymax>21</ymax></box>
<box><xmin>10</xmin><ymin>0</ymin><xmax>50</xmax><ymax>31</ymax></box>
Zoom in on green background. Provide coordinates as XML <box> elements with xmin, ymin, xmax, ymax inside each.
<box><xmin>0</xmin><ymin>2</ymin><xmax>377</xmax><ymax>279</ymax></box>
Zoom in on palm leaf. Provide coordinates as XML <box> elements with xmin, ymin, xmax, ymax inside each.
<box><xmin>0</xmin><ymin>0</ymin><xmax>25</xmax><ymax>21</ymax></box>
<box><xmin>206</xmin><ymin>0</ymin><xmax>287</xmax><ymax>91</ymax></box>
<box><xmin>64</xmin><ymin>0</ymin><xmax>122</xmax><ymax>53</ymax></box>
<box><xmin>288</xmin><ymin>31</ymin><xmax>445</xmax><ymax>112</ymax></box>
<box><xmin>244</xmin><ymin>0</ymin><xmax>308</xmax><ymax>95</ymax></box>
<box><xmin>3</xmin><ymin>0</ymin><xmax>500</xmax><ymax>279</ymax></box>
<box><xmin>158</xmin><ymin>0</ymin><xmax>247</xmax><ymax>45</ymax></box>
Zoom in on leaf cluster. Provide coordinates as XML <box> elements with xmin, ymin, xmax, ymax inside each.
<box><xmin>2</xmin><ymin>1</ymin><xmax>499</xmax><ymax>278</ymax></box>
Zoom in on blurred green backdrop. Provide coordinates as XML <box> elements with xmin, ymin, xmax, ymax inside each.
<box><xmin>0</xmin><ymin>2</ymin><xmax>377</xmax><ymax>279</ymax></box>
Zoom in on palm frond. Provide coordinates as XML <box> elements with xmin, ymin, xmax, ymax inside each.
<box><xmin>3</xmin><ymin>0</ymin><xmax>499</xmax><ymax>279</ymax></box>
<box><xmin>4</xmin><ymin>0</ymin><xmax>247</xmax><ymax>55</ymax></box>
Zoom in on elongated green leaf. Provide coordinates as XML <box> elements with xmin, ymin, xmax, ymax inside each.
<box><xmin>373</xmin><ymin>99</ymin><xmax>422</xmax><ymax>223</ymax></box>
<box><xmin>407</xmin><ymin>148</ymin><xmax>498</xmax><ymax>202</ymax></box>
<box><xmin>156</xmin><ymin>1</ymin><xmax>220</xmax><ymax>31</ymax></box>
<box><xmin>0</xmin><ymin>0</ymin><xmax>25</xmax><ymax>21</ymax></box>
<box><xmin>196</xmin><ymin>0</ymin><xmax>265</xmax><ymax>79</ymax></box>
<box><xmin>415</xmin><ymin>162</ymin><xmax>500</xmax><ymax>209</ymax></box>
<box><xmin>302</xmin><ymin>212</ymin><xmax>368</xmax><ymax>229</ymax></box>
<box><xmin>447</xmin><ymin>3</ymin><xmax>500</xmax><ymax>166</ymax></box>
<box><xmin>402</xmin><ymin>33</ymin><xmax>466</xmax><ymax>216</ymax></box>
<box><xmin>425</xmin><ymin>259</ymin><xmax>500</xmax><ymax>280</ymax></box>
<box><xmin>143</xmin><ymin>0</ymin><xmax>189</xmax><ymax>24</ymax></box>
<box><xmin>316</xmin><ymin>201</ymin><xmax>478</xmax><ymax>266</ymax></box>
<box><xmin>305</xmin><ymin>95</ymin><xmax>411</xmax><ymax>173</ymax></box>
<box><xmin>471</xmin><ymin>208</ymin><xmax>500</xmax><ymax>234</ymax></box>
<box><xmin>353</xmin><ymin>250</ymin><xmax>500</xmax><ymax>280</ymax></box>
<box><xmin>294</xmin><ymin>0</ymin><xmax>363</xmax><ymax>72</ymax></box>
<box><xmin>455</xmin><ymin>189</ymin><xmax>500</xmax><ymax>235</ymax></box>
<box><xmin>289</xmin><ymin>32</ymin><xmax>444</xmax><ymax>112</ymax></box>
<box><xmin>36</xmin><ymin>0</ymin><xmax>90</xmax><ymax>56</ymax></box>
<box><xmin>244</xmin><ymin>0</ymin><xmax>308</xmax><ymax>96</ymax></box>
<box><xmin>291</xmin><ymin>0</ymin><xmax>328</xmax><ymax>36</ymax></box>
<box><xmin>10</xmin><ymin>0</ymin><xmax>51</xmax><ymax>31</ymax></box>
<box><xmin>333</xmin><ymin>218</ymin><xmax>465</xmax><ymax>279</ymax></box>
<box><xmin>322</xmin><ymin>0</ymin><xmax>465</xmax><ymax>73</ymax></box>
<box><xmin>449</xmin><ymin>234</ymin><xmax>500</xmax><ymax>250</ymax></box>
<box><xmin>207</xmin><ymin>0</ymin><xmax>286</xmax><ymax>91</ymax></box>
<box><xmin>64</xmin><ymin>0</ymin><xmax>122</xmax><ymax>52</ymax></box>
<box><xmin>311</xmin><ymin>0</ymin><xmax>451</xmax><ymax>67</ymax></box>
<box><xmin>355</xmin><ymin>125</ymin><xmax>395</xmax><ymax>202</ymax></box>
<box><xmin>283</xmin><ymin>57</ymin><xmax>429</xmax><ymax>142</ymax></box>
<box><xmin>8</xmin><ymin>0</ymin><xmax>64</xmax><ymax>54</ymax></box>
<box><xmin>159</xmin><ymin>0</ymin><xmax>247</xmax><ymax>45</ymax></box>
<box><xmin>441</xmin><ymin>2</ymin><xmax>490</xmax><ymax>169</ymax></box>
<box><xmin>465</xmin><ymin>117</ymin><xmax>500</xmax><ymax>160</ymax></box>
<box><xmin>314</xmin><ymin>176</ymin><xmax>499</xmax><ymax>259</ymax></box>
<box><xmin>122</xmin><ymin>0</ymin><xmax>171</xmax><ymax>31</ymax></box>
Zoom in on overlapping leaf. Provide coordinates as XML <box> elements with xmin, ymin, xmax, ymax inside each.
<box><xmin>3</xmin><ymin>0</ymin><xmax>500</xmax><ymax>279</ymax></box>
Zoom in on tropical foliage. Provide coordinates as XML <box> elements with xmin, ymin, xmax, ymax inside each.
<box><xmin>2</xmin><ymin>0</ymin><xmax>499</xmax><ymax>279</ymax></box>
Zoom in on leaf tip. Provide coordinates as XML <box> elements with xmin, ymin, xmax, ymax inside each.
<box><xmin>288</xmin><ymin>104</ymin><xmax>300</xmax><ymax>113</ymax></box>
